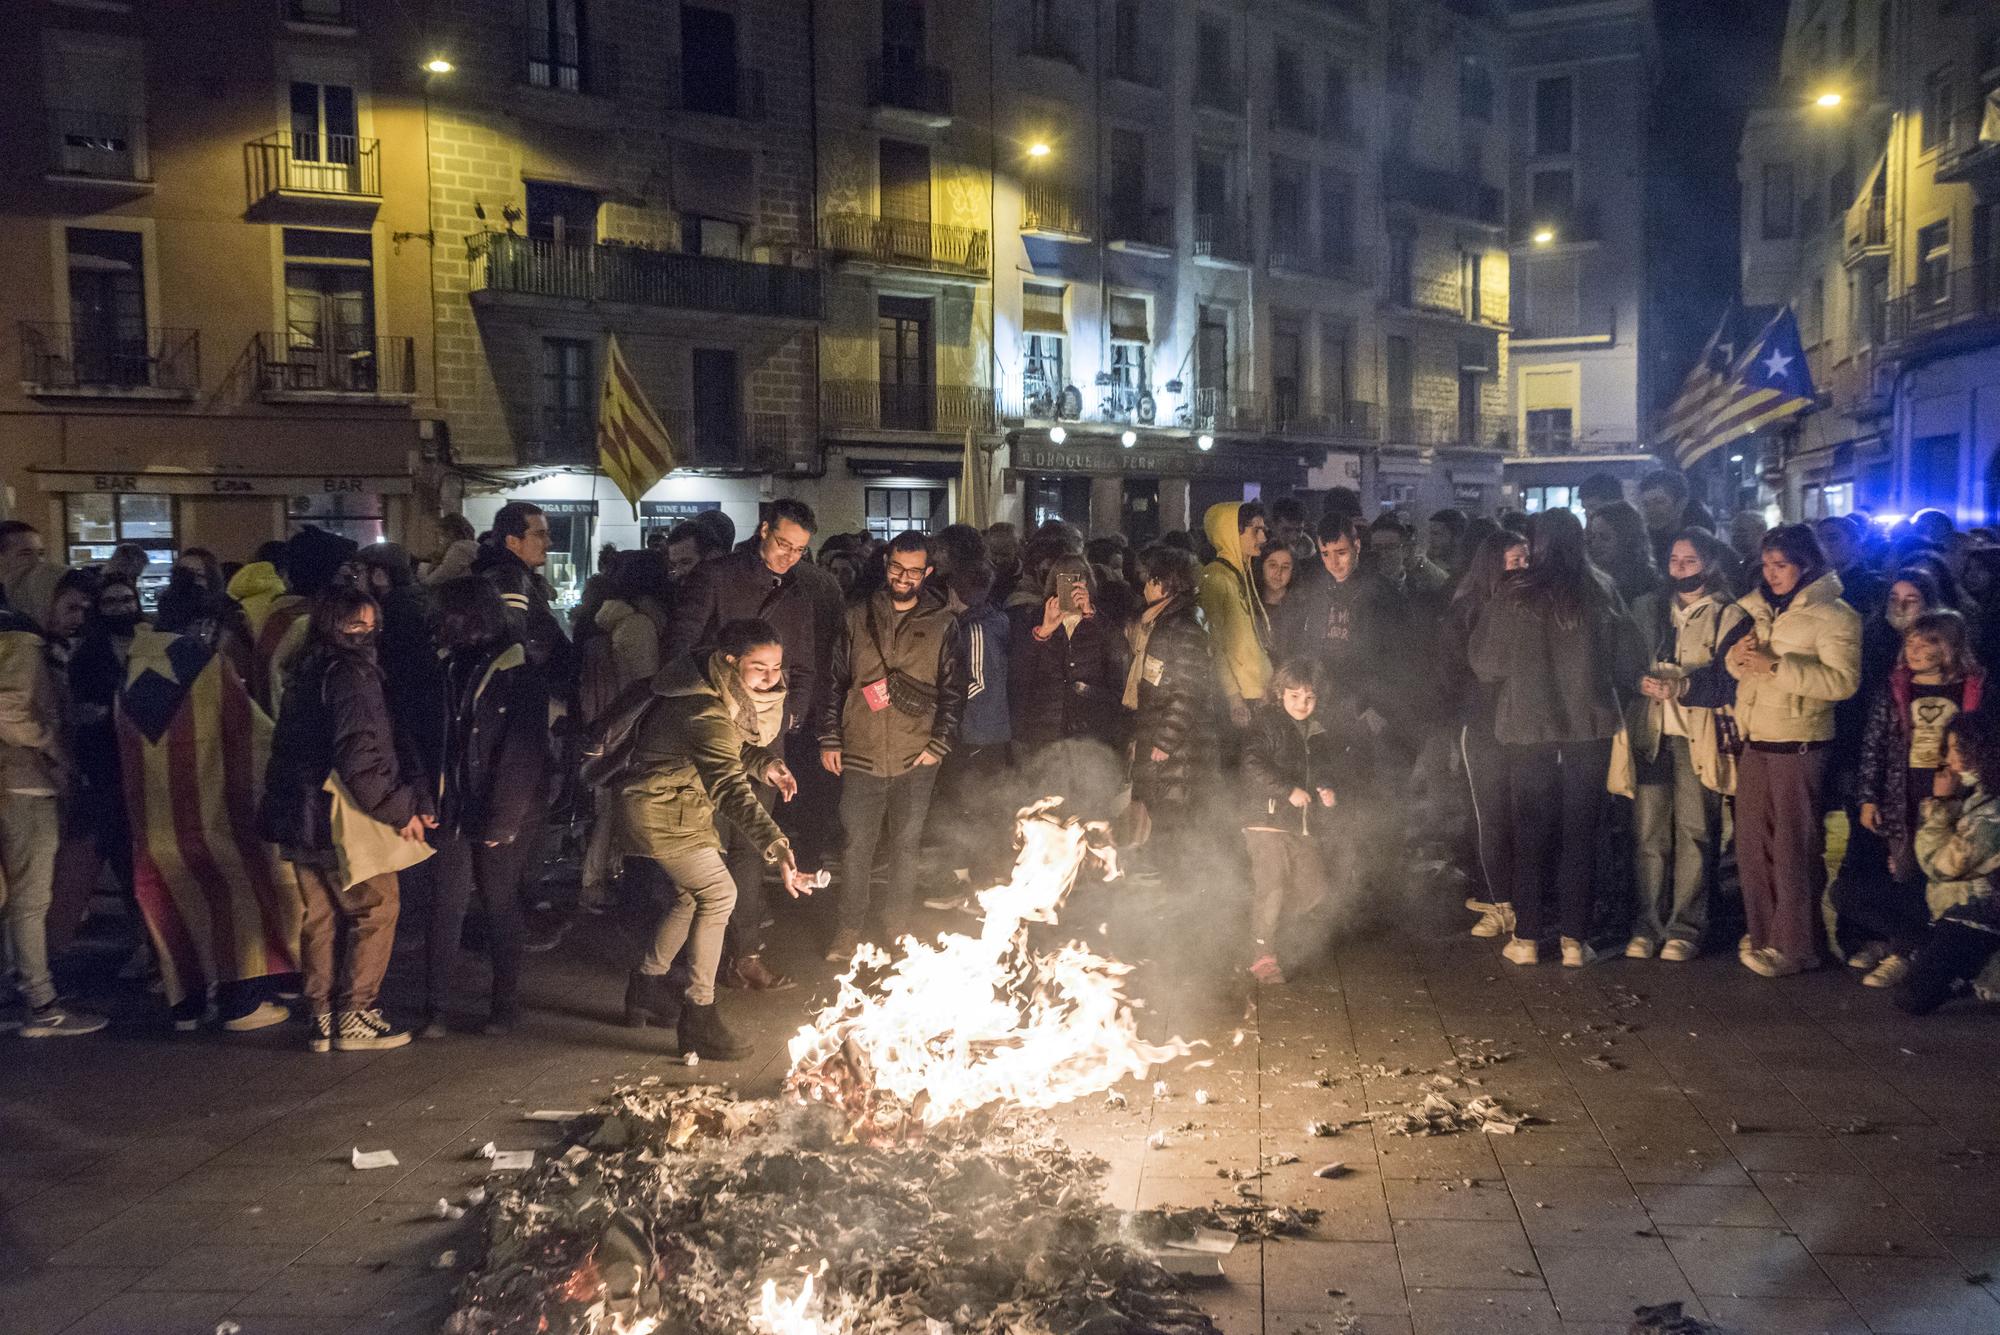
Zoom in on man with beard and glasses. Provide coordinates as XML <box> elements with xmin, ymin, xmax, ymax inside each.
<box><xmin>819</xmin><ymin>532</ymin><xmax>965</xmax><ymax>960</ymax></box>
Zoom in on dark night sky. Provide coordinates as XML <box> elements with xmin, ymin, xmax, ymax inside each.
<box><xmin>1645</xmin><ymin>0</ymin><xmax>1791</xmax><ymax>423</ymax></box>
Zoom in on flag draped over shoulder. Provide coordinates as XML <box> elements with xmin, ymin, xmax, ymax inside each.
<box><xmin>1674</xmin><ymin>305</ymin><xmax>1818</xmax><ymax>469</ymax></box>
<box><xmin>243</xmin><ymin>591</ymin><xmax>308</xmax><ymax>715</ymax></box>
<box><xmin>597</xmin><ymin>333</ymin><xmax>678</xmax><ymax>515</ymax></box>
<box><xmin>118</xmin><ymin>626</ymin><xmax>300</xmax><ymax>1007</ymax></box>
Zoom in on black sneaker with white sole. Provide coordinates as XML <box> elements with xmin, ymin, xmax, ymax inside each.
<box><xmin>308</xmin><ymin>1012</ymin><xmax>333</xmax><ymax>1052</ymax></box>
<box><xmin>332</xmin><ymin>1008</ymin><xmax>411</xmax><ymax>1051</ymax></box>
<box><xmin>20</xmin><ymin>1004</ymin><xmax>108</xmax><ymax>1038</ymax></box>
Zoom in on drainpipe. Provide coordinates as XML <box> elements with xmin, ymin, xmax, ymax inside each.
<box><xmin>807</xmin><ymin>0</ymin><xmax>824</xmax><ymax>481</ymax></box>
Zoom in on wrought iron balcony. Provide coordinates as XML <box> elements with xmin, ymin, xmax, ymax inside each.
<box><xmin>1843</xmin><ymin>198</ymin><xmax>1887</xmax><ymax>261</ymax></box>
<box><xmin>673</xmin><ymin>67</ymin><xmax>767</xmax><ymax>120</ymax></box>
<box><xmin>520</xmin><ymin>24</ymin><xmax>617</xmax><ymax>95</ymax></box>
<box><xmin>20</xmin><ymin>322</ymin><xmax>199</xmax><ymax>396</ymax></box>
<box><xmin>1382</xmin><ymin>156</ymin><xmax>1504</xmax><ymax>227</ymax></box>
<box><xmin>1106</xmin><ymin>204</ymin><xmax>1173</xmax><ymax>252</ymax></box>
<box><xmin>1934</xmin><ymin>93</ymin><xmax>2000</xmax><ymax>184</ymax></box>
<box><xmin>474</xmin><ymin>233</ymin><xmax>822</xmax><ymax>321</ymax></box>
<box><xmin>819</xmin><ymin>213</ymin><xmax>989</xmax><ymax>276</ymax></box>
<box><xmin>1827</xmin><ymin>350</ymin><xmax>1886</xmax><ymax>417</ymax></box>
<box><xmin>255</xmin><ymin>332</ymin><xmax>416</xmax><ymax>399</ymax></box>
<box><xmin>822</xmin><ymin>379</ymin><xmax>996</xmax><ymax>434</ymax></box>
<box><xmin>1194</xmin><ymin>211</ymin><xmax>1252</xmax><ymax>264</ymax></box>
<box><xmin>47</xmin><ymin>109</ymin><xmax>149</xmax><ymax>183</ymax></box>
<box><xmin>867</xmin><ymin>57</ymin><xmax>953</xmax><ymax>121</ymax></box>
<box><xmin>1516</xmin><ymin>428</ymin><xmax>1640</xmax><ymax>458</ymax></box>
<box><xmin>1884</xmin><ymin>261</ymin><xmax>2000</xmax><ymax>345</ymax></box>
<box><xmin>665</xmin><ymin>409</ymin><xmax>791</xmax><ymax>468</ymax></box>
<box><xmin>1384</xmin><ymin>407</ymin><xmax>1509</xmax><ymax>450</ymax></box>
<box><xmin>246</xmin><ymin>132</ymin><xmax>380</xmax><ymax>202</ymax></box>
<box><xmin>1270</xmin><ymin>394</ymin><xmax>1379</xmax><ymax>440</ymax></box>
<box><xmin>1021</xmin><ymin>179</ymin><xmax>1090</xmax><ymax>240</ymax></box>
<box><xmin>1187</xmin><ymin>387</ymin><xmax>1266</xmax><ymax>433</ymax></box>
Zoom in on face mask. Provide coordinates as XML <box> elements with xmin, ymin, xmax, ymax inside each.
<box><xmin>336</xmin><ymin>629</ymin><xmax>379</xmax><ymax>655</ymax></box>
<box><xmin>102</xmin><ymin>612</ymin><xmax>141</xmax><ymax>634</ymax></box>
<box><xmin>1886</xmin><ymin>607</ymin><xmax>1920</xmax><ymax>632</ymax></box>
<box><xmin>1671</xmin><ymin>573</ymin><xmax>1706</xmax><ymax>594</ymax></box>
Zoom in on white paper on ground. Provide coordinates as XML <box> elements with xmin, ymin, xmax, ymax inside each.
<box><xmin>488</xmin><ymin>1149</ymin><xmax>536</xmax><ymax>1171</ymax></box>
<box><xmin>1163</xmin><ymin>1226</ymin><xmax>1239</xmax><ymax>1255</ymax></box>
<box><xmin>523</xmin><ymin>1110</ymin><xmax>585</xmax><ymax>1122</ymax></box>
<box><xmin>350</xmin><ymin>1147</ymin><xmax>399</xmax><ymax>1170</ymax></box>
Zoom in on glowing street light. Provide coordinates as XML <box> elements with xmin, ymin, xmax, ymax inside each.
<box><xmin>1532</xmin><ymin>227</ymin><xmax>1555</xmax><ymax>247</ymax></box>
<box><xmin>1120</xmin><ymin>429</ymin><xmax>1137</xmax><ymax>448</ymax></box>
<box><xmin>1196</xmin><ymin>433</ymin><xmax>1214</xmax><ymax>452</ymax></box>
<box><xmin>424</xmin><ymin>56</ymin><xmax>455</xmax><ymax>74</ymax></box>
<box><xmin>1027</xmin><ymin>141</ymin><xmax>1052</xmax><ymax>159</ymax></box>
<box><xmin>1048</xmin><ymin>426</ymin><xmax>1067</xmax><ymax>444</ymax></box>
<box><xmin>1814</xmin><ymin>89</ymin><xmax>1843</xmax><ymax>109</ymax></box>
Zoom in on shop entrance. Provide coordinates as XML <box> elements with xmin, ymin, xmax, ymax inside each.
<box><xmin>1121</xmin><ymin>479</ymin><xmax>1160</xmax><ymax>545</ymax></box>
<box><xmin>1026</xmin><ymin>475</ymin><xmax>1092</xmax><ymax>530</ymax></box>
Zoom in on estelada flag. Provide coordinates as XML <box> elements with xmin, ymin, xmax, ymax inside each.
<box><xmin>118</xmin><ymin>625</ymin><xmax>300</xmax><ymax>1008</ymax></box>
<box><xmin>243</xmin><ymin>591</ymin><xmax>308</xmax><ymax>714</ymax></box>
<box><xmin>597</xmin><ymin>333</ymin><xmax>678</xmax><ymax>515</ymax></box>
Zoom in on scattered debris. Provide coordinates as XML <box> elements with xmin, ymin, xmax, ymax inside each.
<box><xmin>1831</xmin><ymin>1118</ymin><xmax>1876</xmax><ymax>1136</ymax></box>
<box><xmin>350</xmin><ymin>1148</ymin><xmax>398</xmax><ymax>1170</ymax></box>
<box><xmin>1629</xmin><ymin>1300</ymin><xmax>1729</xmax><ymax>1333</ymax></box>
<box><xmin>1261</xmin><ymin>1152</ymin><xmax>1301</xmax><ymax>1168</ymax></box>
<box><xmin>1380</xmin><ymin>1093</ymin><xmax>1534</xmax><ymax>1138</ymax></box>
<box><xmin>434</xmin><ymin>1249</ymin><xmax>458</xmax><ymax>1269</ymax></box>
<box><xmin>1312</xmin><ymin>1163</ymin><xmax>1349</xmax><ymax>1180</ymax></box>
<box><xmin>1105</xmin><ymin>1092</ymin><xmax>1128</xmax><ymax>1110</ymax></box>
<box><xmin>1582</xmin><ymin>1055</ymin><xmax>1622</xmax><ymax>1073</ymax></box>
<box><xmin>1307</xmin><ymin>1120</ymin><xmax>1338</xmax><ymax>1137</ymax></box>
<box><xmin>1194</xmin><ymin>1089</ymin><xmax>1212</xmax><ymax>1105</ymax></box>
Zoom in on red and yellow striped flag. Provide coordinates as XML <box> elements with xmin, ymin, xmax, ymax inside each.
<box><xmin>598</xmin><ymin>334</ymin><xmax>677</xmax><ymax>515</ymax></box>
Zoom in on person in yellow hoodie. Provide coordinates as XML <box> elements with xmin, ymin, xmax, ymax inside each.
<box><xmin>1199</xmin><ymin>501</ymin><xmax>1272</xmax><ymax>726</ymax></box>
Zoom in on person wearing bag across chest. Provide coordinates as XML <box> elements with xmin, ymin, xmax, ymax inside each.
<box><xmin>819</xmin><ymin>531</ymin><xmax>966</xmax><ymax>962</ymax></box>
<box><xmin>260</xmin><ymin>587</ymin><xmax>436</xmax><ymax>1052</ymax></box>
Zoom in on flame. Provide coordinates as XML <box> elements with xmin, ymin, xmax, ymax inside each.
<box><xmin>786</xmin><ymin>799</ymin><xmax>1187</xmax><ymax>1129</ymax></box>
<box><xmin>753</xmin><ymin>1270</ymin><xmax>848</xmax><ymax>1335</ymax></box>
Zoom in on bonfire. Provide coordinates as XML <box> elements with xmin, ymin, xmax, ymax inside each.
<box><xmin>447</xmin><ymin>800</ymin><xmax>1222</xmax><ymax>1335</ymax></box>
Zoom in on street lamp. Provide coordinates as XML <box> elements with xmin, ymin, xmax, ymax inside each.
<box><xmin>1049</xmin><ymin>426</ymin><xmax>1066</xmax><ymax>444</ymax></box>
<box><xmin>1814</xmin><ymin>89</ymin><xmax>1843</xmax><ymax>110</ymax></box>
<box><xmin>1532</xmin><ymin>227</ymin><xmax>1555</xmax><ymax>247</ymax></box>
<box><xmin>1120</xmin><ymin>430</ymin><xmax>1137</xmax><ymax>448</ymax></box>
<box><xmin>424</xmin><ymin>56</ymin><xmax>455</xmax><ymax>74</ymax></box>
<box><xmin>1196</xmin><ymin>433</ymin><xmax>1214</xmax><ymax>452</ymax></box>
<box><xmin>1027</xmin><ymin>141</ymin><xmax>1052</xmax><ymax>159</ymax></box>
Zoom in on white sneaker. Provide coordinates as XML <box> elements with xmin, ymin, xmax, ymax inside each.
<box><xmin>1743</xmin><ymin>948</ymin><xmax>1804</xmax><ymax>979</ymax></box>
<box><xmin>1738</xmin><ymin>933</ymin><xmax>1754</xmax><ymax>961</ymax></box>
<box><xmin>20</xmin><ymin>1004</ymin><xmax>108</xmax><ymax>1038</ymax></box>
<box><xmin>1861</xmin><ymin>954</ymin><xmax>1910</xmax><ymax>989</ymax></box>
<box><xmin>1847</xmin><ymin>944</ymin><xmax>1888</xmax><ymax>970</ymax></box>
<box><xmin>1659</xmin><ymin>939</ymin><xmax>1698</xmax><ymax>962</ymax></box>
<box><xmin>1562</xmin><ymin>937</ymin><xmax>1604</xmax><ymax>969</ymax></box>
<box><xmin>1465</xmin><ymin>895</ymin><xmax>1496</xmax><ymax>913</ymax></box>
<box><xmin>1624</xmin><ymin>936</ymin><xmax>1657</xmax><ymax>960</ymax></box>
<box><xmin>222</xmin><ymin>1000</ymin><xmax>291</xmax><ymax>1033</ymax></box>
<box><xmin>1501</xmin><ymin>936</ymin><xmax>1539</xmax><ymax>965</ymax></box>
<box><xmin>1471</xmin><ymin>903</ymin><xmax>1516</xmax><ymax>938</ymax></box>
<box><xmin>332</xmin><ymin>1008</ymin><xmax>411</xmax><ymax>1051</ymax></box>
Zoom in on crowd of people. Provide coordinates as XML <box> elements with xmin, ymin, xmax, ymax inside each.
<box><xmin>4</xmin><ymin>465</ymin><xmax>2000</xmax><ymax>1057</ymax></box>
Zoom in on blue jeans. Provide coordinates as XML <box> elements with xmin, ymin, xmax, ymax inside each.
<box><xmin>1632</xmin><ymin>735</ymin><xmax>1721</xmax><ymax>944</ymax></box>
<box><xmin>838</xmin><ymin>765</ymin><xmax>941</xmax><ymax>931</ymax></box>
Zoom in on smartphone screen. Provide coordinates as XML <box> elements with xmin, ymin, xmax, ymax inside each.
<box><xmin>1054</xmin><ymin>571</ymin><xmax>1082</xmax><ymax>611</ymax></box>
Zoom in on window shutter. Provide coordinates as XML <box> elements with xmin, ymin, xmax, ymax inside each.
<box><xmin>1023</xmin><ymin>281</ymin><xmax>1066</xmax><ymax>334</ymax></box>
<box><xmin>1108</xmin><ymin>293</ymin><xmax>1148</xmax><ymax>342</ymax></box>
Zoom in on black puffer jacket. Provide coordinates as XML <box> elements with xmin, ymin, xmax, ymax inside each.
<box><xmin>1240</xmin><ymin>704</ymin><xmax>1355</xmax><ymax>835</ymax></box>
<box><xmin>1128</xmin><ymin>597</ymin><xmax>1214</xmax><ymax>808</ymax></box>
<box><xmin>1009</xmin><ymin>606</ymin><xmax>1128</xmax><ymax>751</ymax></box>
<box><xmin>260</xmin><ymin>644</ymin><xmax>431</xmax><ymax>863</ymax></box>
<box><xmin>436</xmin><ymin>641</ymin><xmax>552</xmax><ymax>844</ymax></box>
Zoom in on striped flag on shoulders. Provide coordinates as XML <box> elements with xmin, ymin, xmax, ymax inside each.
<box><xmin>118</xmin><ymin>626</ymin><xmax>300</xmax><ymax>1008</ymax></box>
<box><xmin>597</xmin><ymin>334</ymin><xmax>678</xmax><ymax>515</ymax></box>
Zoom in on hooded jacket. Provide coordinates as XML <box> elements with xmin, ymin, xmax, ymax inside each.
<box><xmin>819</xmin><ymin>587</ymin><xmax>965</xmax><ymax>777</ymax></box>
<box><xmin>1857</xmin><ymin>663</ymin><xmax>1985</xmax><ymax>849</ymax></box>
<box><xmin>581</xmin><ymin>596</ymin><xmax>668</xmax><ymax>725</ymax></box>
<box><xmin>1917</xmin><ymin>785</ymin><xmax>2000</xmax><ymax>932</ymax></box>
<box><xmin>226</xmin><ymin>561</ymin><xmax>287</xmax><ymax>626</ymax></box>
<box><xmin>1197</xmin><ymin>502</ymin><xmax>1271</xmax><ymax>704</ymax></box>
<box><xmin>614</xmin><ymin>651</ymin><xmax>788</xmax><ymax>861</ymax></box>
<box><xmin>0</xmin><ymin>610</ymin><xmax>65</xmax><ymax>796</ymax></box>
<box><xmin>1715</xmin><ymin>572</ymin><xmax>1861</xmax><ymax>744</ymax></box>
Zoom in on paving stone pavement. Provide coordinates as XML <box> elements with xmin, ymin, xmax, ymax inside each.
<box><xmin>6</xmin><ymin>906</ymin><xmax>2000</xmax><ymax>1335</ymax></box>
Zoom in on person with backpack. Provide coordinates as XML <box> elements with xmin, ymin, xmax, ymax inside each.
<box><xmin>613</xmin><ymin>619</ymin><xmax>820</xmax><ymax>1059</ymax></box>
<box><xmin>577</xmin><ymin>550</ymin><xmax>671</xmax><ymax>913</ymax></box>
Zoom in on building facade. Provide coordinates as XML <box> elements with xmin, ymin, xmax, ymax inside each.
<box><xmin>1737</xmin><ymin>0</ymin><xmax>1999</xmax><ymax>523</ymax></box>
<box><xmin>1</xmin><ymin>0</ymin><xmax>438</xmax><ymax>595</ymax></box>
<box><xmin>1503</xmin><ymin>0</ymin><xmax>1659</xmax><ymax>515</ymax></box>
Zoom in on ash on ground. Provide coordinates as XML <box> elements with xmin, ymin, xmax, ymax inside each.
<box><xmin>446</xmin><ymin>1086</ymin><xmax>1231</xmax><ymax>1335</ymax></box>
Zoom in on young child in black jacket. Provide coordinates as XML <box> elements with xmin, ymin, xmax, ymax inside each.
<box><xmin>1240</xmin><ymin>658</ymin><xmax>1349</xmax><ymax>984</ymax></box>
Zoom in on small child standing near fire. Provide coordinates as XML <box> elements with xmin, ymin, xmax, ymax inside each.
<box><xmin>1240</xmin><ymin>658</ymin><xmax>1348</xmax><ymax>984</ymax></box>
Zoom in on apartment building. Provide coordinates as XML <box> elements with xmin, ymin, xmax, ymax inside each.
<box><xmin>0</xmin><ymin>0</ymin><xmax>438</xmax><ymax>588</ymax></box>
<box><xmin>1503</xmin><ymin>0</ymin><xmax>1659</xmax><ymax>516</ymax></box>
<box><xmin>1737</xmin><ymin>0</ymin><xmax>2000</xmax><ymax>522</ymax></box>
<box><xmin>424</xmin><ymin>0</ymin><xmax>820</xmax><ymax>592</ymax></box>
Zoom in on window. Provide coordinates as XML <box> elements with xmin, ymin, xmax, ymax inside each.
<box><xmin>527</xmin><ymin>0</ymin><xmax>586</xmax><ymax>91</ymax></box>
<box><xmin>1269</xmin><ymin>158</ymin><xmax>1308</xmax><ymax>259</ymax></box>
<box><xmin>681</xmin><ymin>5</ymin><xmax>744</xmax><ymax>114</ymax></box>
<box><xmin>1272</xmin><ymin>317</ymin><xmax>1304</xmax><ymax>424</ymax></box>
<box><xmin>1522</xmin><ymin>364</ymin><xmax>1578</xmax><ymax>451</ymax></box>
<box><xmin>1387</xmin><ymin>228</ymin><xmax>1414</xmax><ymax>306</ymax></box>
<box><xmin>1458</xmin><ymin>367</ymin><xmax>1483</xmax><ymax>443</ymax></box>
<box><xmin>1320</xmin><ymin>319</ymin><xmax>1352</xmax><ymax>409</ymax></box>
<box><xmin>1106</xmin><ymin>129</ymin><xmax>1151</xmax><ymax>239</ymax></box>
<box><xmin>866</xmin><ymin>486</ymin><xmax>944</xmax><ymax>540</ymax></box>
<box><xmin>681</xmin><ymin>215</ymin><xmax>743</xmax><ymax>258</ymax></box>
<box><xmin>45</xmin><ymin>33</ymin><xmax>147</xmax><ymax>181</ymax></box>
<box><xmin>1519</xmin><ymin>484</ymin><xmax>1579</xmax><ymax>516</ymax></box>
<box><xmin>65</xmin><ymin>227</ymin><xmax>147</xmax><ymax>386</ymax></box>
<box><xmin>1460</xmin><ymin>250</ymin><xmax>1484</xmax><ymax>322</ymax></box>
<box><xmin>1520</xmin><ymin>252</ymin><xmax>1580</xmax><ymax>337</ymax></box>
<box><xmin>1761</xmin><ymin>162</ymin><xmax>1795</xmax><ymax>239</ymax></box>
<box><xmin>1320</xmin><ymin>170</ymin><xmax>1355</xmax><ymax>266</ymax></box>
<box><xmin>1529</xmin><ymin>167</ymin><xmax>1575</xmax><ymax>225</ymax></box>
<box><xmin>288</xmin><ymin>489</ymin><xmax>386</xmax><ymax>550</ymax></box>
<box><xmin>1917</xmin><ymin>220</ymin><xmax>1950</xmax><ymax>302</ymax></box>
<box><xmin>1022</xmin><ymin>281</ymin><xmax>1068</xmax><ymax>411</ymax></box>
<box><xmin>65</xmin><ymin>493</ymin><xmax>176</xmax><ymax>604</ymax></box>
<box><xmin>1274</xmin><ymin>50</ymin><xmax>1312</xmax><ymax>131</ymax></box>
<box><xmin>288</xmin><ymin>80</ymin><xmax>360</xmax><ymax>191</ymax></box>
<box><xmin>1324</xmin><ymin>62</ymin><xmax>1353</xmax><ymax>139</ymax></box>
<box><xmin>526</xmin><ymin>181</ymin><xmax>599</xmax><ymax>243</ymax></box>
<box><xmin>1534</xmin><ymin>76</ymin><xmax>1573</xmax><ymax>155</ymax></box>
<box><xmin>1829</xmin><ymin>148</ymin><xmax>1853</xmax><ymax>222</ymax></box>
<box><xmin>1111</xmin><ymin>0</ymin><xmax>1145</xmax><ymax>81</ymax></box>
<box><xmin>1922</xmin><ymin>68</ymin><xmax>1954</xmax><ymax>152</ymax></box>
<box><xmin>878</xmin><ymin>295</ymin><xmax>933</xmax><ymax>429</ymax></box>
<box><xmin>1459</xmin><ymin>56</ymin><xmax>1493</xmax><ymax>122</ymax></box>
<box><xmin>1855</xmin><ymin>267</ymin><xmax>1886</xmax><ymax>346</ymax></box>
<box><xmin>1386</xmin><ymin>334</ymin><xmax>1413</xmax><ymax>417</ymax></box>
<box><xmin>690</xmin><ymin>347</ymin><xmax>740</xmax><ymax>462</ymax></box>
<box><xmin>1196</xmin><ymin>304</ymin><xmax>1230</xmax><ymax>412</ymax></box>
<box><xmin>1107</xmin><ymin>293</ymin><xmax>1150</xmax><ymax>414</ymax></box>
<box><xmin>280</xmin><ymin>228</ymin><xmax>376</xmax><ymax>391</ymax></box>
<box><xmin>1197</xmin><ymin>20</ymin><xmax>1231</xmax><ymax>89</ymax></box>
<box><xmin>541</xmin><ymin>338</ymin><xmax>592</xmax><ymax>448</ymax></box>
<box><xmin>1839</xmin><ymin>0</ymin><xmax>1857</xmax><ymax>59</ymax></box>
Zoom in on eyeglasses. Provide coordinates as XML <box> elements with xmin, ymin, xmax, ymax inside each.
<box><xmin>765</xmin><ymin>534</ymin><xmax>809</xmax><ymax>560</ymax></box>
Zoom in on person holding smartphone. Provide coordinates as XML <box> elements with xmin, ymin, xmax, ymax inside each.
<box><xmin>1010</xmin><ymin>555</ymin><xmax>1128</xmax><ymax>755</ymax></box>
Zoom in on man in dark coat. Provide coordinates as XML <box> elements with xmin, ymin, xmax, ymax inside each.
<box><xmin>1280</xmin><ymin>515</ymin><xmax>1404</xmax><ymax>736</ymax></box>
<box><xmin>473</xmin><ymin>501</ymin><xmax>573</xmax><ymax>688</ymax></box>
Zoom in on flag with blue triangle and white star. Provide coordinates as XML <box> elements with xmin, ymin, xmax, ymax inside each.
<box><xmin>1676</xmin><ymin>306</ymin><xmax>1818</xmax><ymax>469</ymax></box>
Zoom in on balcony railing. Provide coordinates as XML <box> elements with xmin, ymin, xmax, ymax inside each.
<box><xmin>475</xmin><ymin>233</ymin><xmax>822</xmax><ymax>320</ymax></box>
<box><xmin>822</xmin><ymin>379</ymin><xmax>996</xmax><ymax>434</ymax></box>
<box><xmin>664</xmin><ymin>409</ymin><xmax>790</xmax><ymax>468</ymax></box>
<box><xmin>820</xmin><ymin>213</ymin><xmax>989</xmax><ymax>276</ymax></box>
<box><xmin>1106</xmin><ymin>204</ymin><xmax>1173</xmax><ymax>251</ymax></box>
<box><xmin>1108</xmin><ymin>39</ymin><xmax>1163</xmax><ymax>88</ymax></box>
<box><xmin>255</xmin><ymin>332</ymin><xmax>415</xmax><ymax>398</ymax></box>
<box><xmin>246</xmin><ymin>132</ymin><xmax>380</xmax><ymax>200</ymax></box>
<box><xmin>1934</xmin><ymin>93</ymin><xmax>2000</xmax><ymax>183</ymax></box>
<box><xmin>1844</xmin><ymin>198</ymin><xmax>1886</xmax><ymax>258</ymax></box>
<box><xmin>1517</xmin><ymin>430</ymin><xmax>1640</xmax><ymax>458</ymax></box>
<box><xmin>526</xmin><ymin>406</ymin><xmax>597</xmax><ymax>465</ymax></box>
<box><xmin>20</xmin><ymin>322</ymin><xmax>199</xmax><ymax>395</ymax></box>
<box><xmin>1271</xmin><ymin>395</ymin><xmax>1379</xmax><ymax>440</ymax></box>
<box><xmin>47</xmin><ymin>109</ymin><xmax>149</xmax><ymax>182</ymax></box>
<box><xmin>1384</xmin><ymin>407</ymin><xmax>1509</xmax><ymax>450</ymax></box>
<box><xmin>1827</xmin><ymin>350</ymin><xmax>1884</xmax><ymax>415</ymax></box>
<box><xmin>867</xmin><ymin>57</ymin><xmax>953</xmax><ymax>118</ymax></box>
<box><xmin>1885</xmin><ymin>261</ymin><xmax>2000</xmax><ymax>344</ymax></box>
<box><xmin>1188</xmin><ymin>387</ymin><xmax>1266</xmax><ymax>433</ymax></box>
<box><xmin>1021</xmin><ymin>179</ymin><xmax>1090</xmax><ymax>238</ymax></box>
<box><xmin>1021</xmin><ymin>14</ymin><xmax>1080</xmax><ymax>65</ymax></box>
<box><xmin>520</xmin><ymin>24</ymin><xmax>617</xmax><ymax>95</ymax></box>
<box><xmin>1194</xmin><ymin>211</ymin><xmax>1252</xmax><ymax>263</ymax></box>
<box><xmin>673</xmin><ymin>67</ymin><xmax>767</xmax><ymax>120</ymax></box>
<box><xmin>1382</xmin><ymin>156</ymin><xmax>1504</xmax><ymax>226</ymax></box>
<box><xmin>1269</xmin><ymin>235</ymin><xmax>1368</xmax><ymax>282</ymax></box>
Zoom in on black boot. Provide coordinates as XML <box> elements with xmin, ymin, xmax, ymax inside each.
<box><xmin>623</xmin><ymin>970</ymin><xmax>681</xmax><ymax>1029</ymax></box>
<box><xmin>677</xmin><ymin>1001</ymin><xmax>752</xmax><ymax>1061</ymax></box>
